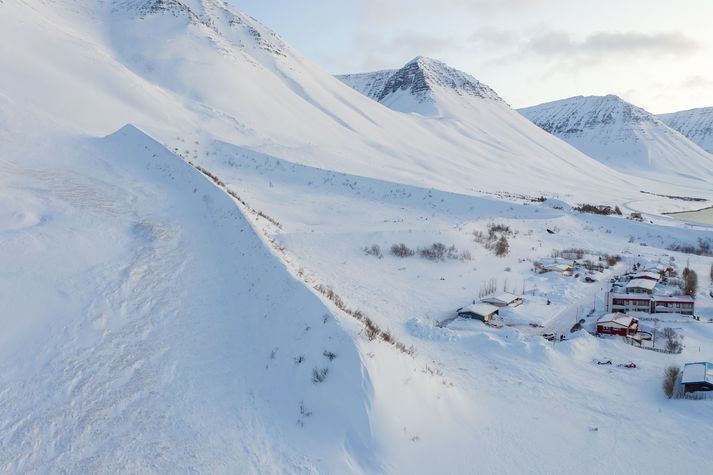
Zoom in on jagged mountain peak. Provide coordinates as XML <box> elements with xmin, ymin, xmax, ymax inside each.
<box><xmin>337</xmin><ymin>57</ymin><xmax>504</xmax><ymax>110</ymax></box>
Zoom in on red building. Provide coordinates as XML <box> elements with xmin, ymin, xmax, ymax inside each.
<box><xmin>596</xmin><ymin>314</ymin><xmax>639</xmax><ymax>336</ymax></box>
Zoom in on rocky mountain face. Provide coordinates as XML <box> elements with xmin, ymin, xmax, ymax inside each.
<box><xmin>519</xmin><ymin>95</ymin><xmax>713</xmax><ymax>180</ymax></box>
<box><xmin>337</xmin><ymin>56</ymin><xmax>503</xmax><ymax>112</ymax></box>
<box><xmin>101</xmin><ymin>0</ymin><xmax>288</xmax><ymax>56</ymax></box>
<box><xmin>521</xmin><ymin>95</ymin><xmax>655</xmax><ymax>137</ymax></box>
<box><xmin>659</xmin><ymin>106</ymin><xmax>713</xmax><ymax>154</ymax></box>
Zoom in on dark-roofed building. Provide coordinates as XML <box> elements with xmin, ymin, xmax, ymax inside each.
<box><xmin>457</xmin><ymin>303</ymin><xmax>499</xmax><ymax>323</ymax></box>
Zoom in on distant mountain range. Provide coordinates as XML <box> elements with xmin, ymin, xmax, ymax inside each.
<box><xmin>659</xmin><ymin>106</ymin><xmax>713</xmax><ymax>154</ymax></box>
<box><xmin>518</xmin><ymin>95</ymin><xmax>713</xmax><ymax>183</ymax></box>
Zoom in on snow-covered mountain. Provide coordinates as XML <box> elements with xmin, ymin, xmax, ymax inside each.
<box><xmin>659</xmin><ymin>106</ymin><xmax>713</xmax><ymax>154</ymax></box>
<box><xmin>4</xmin><ymin>1</ymin><xmax>713</xmax><ymax>473</ymax></box>
<box><xmin>2</xmin><ymin>0</ymin><xmax>642</xmax><ymax>202</ymax></box>
<box><xmin>519</xmin><ymin>95</ymin><xmax>713</xmax><ymax>183</ymax></box>
<box><xmin>337</xmin><ymin>56</ymin><xmax>504</xmax><ymax>115</ymax></box>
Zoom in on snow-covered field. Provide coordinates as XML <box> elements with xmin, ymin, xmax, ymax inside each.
<box><xmin>3</xmin><ymin>1</ymin><xmax>713</xmax><ymax>473</ymax></box>
<box><xmin>184</xmin><ymin>140</ymin><xmax>713</xmax><ymax>473</ymax></box>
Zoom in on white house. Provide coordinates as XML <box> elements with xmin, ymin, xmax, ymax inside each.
<box><xmin>625</xmin><ymin>278</ymin><xmax>657</xmax><ymax>294</ymax></box>
<box><xmin>535</xmin><ymin>258</ymin><xmax>574</xmax><ymax>275</ymax></box>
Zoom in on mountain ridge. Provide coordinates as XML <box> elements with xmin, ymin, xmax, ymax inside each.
<box><xmin>659</xmin><ymin>106</ymin><xmax>713</xmax><ymax>154</ymax></box>
<box><xmin>519</xmin><ymin>94</ymin><xmax>713</xmax><ymax>182</ymax></box>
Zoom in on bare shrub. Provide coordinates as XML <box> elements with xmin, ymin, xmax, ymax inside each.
<box><xmin>363</xmin><ymin>317</ymin><xmax>380</xmax><ymax>341</ymax></box>
<box><xmin>312</xmin><ymin>367</ymin><xmax>329</xmax><ymax>384</ymax></box>
<box><xmin>419</xmin><ymin>243</ymin><xmax>448</xmax><ymax>261</ymax></box>
<box><xmin>494</xmin><ymin>235</ymin><xmax>510</xmax><ymax>257</ymax></box>
<box><xmin>682</xmin><ymin>268</ymin><xmax>698</xmax><ymax>296</ymax></box>
<box><xmin>573</xmin><ymin>204</ymin><xmax>617</xmax><ymax>215</ymax></box>
<box><xmin>391</xmin><ymin>243</ymin><xmax>415</xmax><ymax>257</ymax></box>
<box><xmin>364</xmin><ymin>244</ymin><xmax>383</xmax><ymax>258</ymax></box>
<box><xmin>662</xmin><ymin>328</ymin><xmax>683</xmax><ymax>353</ymax></box>
<box><xmin>323</xmin><ymin>350</ymin><xmax>337</xmax><ymax>361</ymax></box>
<box><xmin>604</xmin><ymin>254</ymin><xmax>621</xmax><ymax>266</ymax></box>
<box><xmin>668</xmin><ymin>239</ymin><xmax>713</xmax><ymax>257</ymax></box>
<box><xmin>663</xmin><ymin>366</ymin><xmax>680</xmax><ymax>399</ymax></box>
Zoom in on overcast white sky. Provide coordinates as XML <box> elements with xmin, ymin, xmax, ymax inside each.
<box><xmin>235</xmin><ymin>0</ymin><xmax>712</xmax><ymax>113</ymax></box>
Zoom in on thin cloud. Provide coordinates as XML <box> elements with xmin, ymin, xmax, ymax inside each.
<box><xmin>526</xmin><ymin>31</ymin><xmax>700</xmax><ymax>59</ymax></box>
<box><xmin>682</xmin><ymin>75</ymin><xmax>713</xmax><ymax>89</ymax></box>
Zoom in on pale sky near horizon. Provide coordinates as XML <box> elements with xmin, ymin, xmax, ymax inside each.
<box><xmin>233</xmin><ymin>0</ymin><xmax>712</xmax><ymax>114</ymax></box>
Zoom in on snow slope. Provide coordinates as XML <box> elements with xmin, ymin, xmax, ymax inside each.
<box><xmin>336</xmin><ymin>58</ymin><xmax>644</xmax><ymax>203</ymax></box>
<box><xmin>3</xmin><ymin>1</ymin><xmax>713</xmax><ymax>473</ymax></box>
<box><xmin>0</xmin><ymin>103</ymin><xmax>384</xmax><ymax>473</ymax></box>
<box><xmin>659</xmin><ymin>106</ymin><xmax>713</xmax><ymax>154</ymax></box>
<box><xmin>519</xmin><ymin>95</ymin><xmax>713</xmax><ymax>185</ymax></box>
<box><xmin>0</xmin><ymin>0</ymin><xmax>643</xmax><ymax>203</ymax></box>
<box><xmin>186</xmin><ymin>138</ymin><xmax>713</xmax><ymax>474</ymax></box>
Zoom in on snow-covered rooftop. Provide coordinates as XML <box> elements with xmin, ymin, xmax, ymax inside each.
<box><xmin>459</xmin><ymin>303</ymin><xmax>499</xmax><ymax>317</ymax></box>
<box><xmin>597</xmin><ymin>314</ymin><xmax>637</xmax><ymax>328</ymax></box>
<box><xmin>681</xmin><ymin>362</ymin><xmax>713</xmax><ymax>384</ymax></box>
<box><xmin>625</xmin><ymin>279</ymin><xmax>657</xmax><ymax>291</ymax></box>
<box><xmin>482</xmin><ymin>292</ymin><xmax>522</xmax><ymax>305</ymax></box>
<box><xmin>632</xmin><ymin>271</ymin><xmax>660</xmax><ymax>281</ymax></box>
<box><xmin>653</xmin><ymin>295</ymin><xmax>695</xmax><ymax>303</ymax></box>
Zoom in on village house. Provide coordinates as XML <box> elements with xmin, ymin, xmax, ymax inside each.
<box><xmin>535</xmin><ymin>258</ymin><xmax>574</xmax><ymax>275</ymax></box>
<box><xmin>681</xmin><ymin>362</ymin><xmax>713</xmax><ymax>394</ymax></box>
<box><xmin>625</xmin><ymin>278</ymin><xmax>657</xmax><ymax>294</ymax></box>
<box><xmin>457</xmin><ymin>303</ymin><xmax>499</xmax><ymax>323</ymax></box>
<box><xmin>596</xmin><ymin>314</ymin><xmax>639</xmax><ymax>337</ymax></box>
<box><xmin>606</xmin><ymin>276</ymin><xmax>695</xmax><ymax>315</ymax></box>
<box><xmin>481</xmin><ymin>292</ymin><xmax>523</xmax><ymax>308</ymax></box>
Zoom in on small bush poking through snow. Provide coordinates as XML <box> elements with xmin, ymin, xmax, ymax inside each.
<box><xmin>419</xmin><ymin>242</ymin><xmax>448</xmax><ymax>261</ymax></box>
<box><xmin>364</xmin><ymin>244</ymin><xmax>383</xmax><ymax>258</ymax></box>
<box><xmin>573</xmin><ymin>203</ymin><xmax>621</xmax><ymax>215</ymax></box>
<box><xmin>391</xmin><ymin>243</ymin><xmax>415</xmax><ymax>257</ymax></box>
<box><xmin>474</xmin><ymin>223</ymin><xmax>514</xmax><ymax>256</ymax></box>
<box><xmin>667</xmin><ymin>238</ymin><xmax>713</xmax><ymax>257</ymax></box>
<box><xmin>312</xmin><ymin>367</ymin><xmax>329</xmax><ymax>384</ymax></box>
<box><xmin>663</xmin><ymin>366</ymin><xmax>681</xmax><ymax>399</ymax></box>
<box><xmin>662</xmin><ymin>328</ymin><xmax>683</xmax><ymax>353</ymax></box>
<box><xmin>323</xmin><ymin>350</ymin><xmax>337</xmax><ymax>361</ymax></box>
<box><xmin>494</xmin><ymin>236</ymin><xmax>509</xmax><ymax>257</ymax></box>
<box><xmin>417</xmin><ymin>243</ymin><xmax>472</xmax><ymax>261</ymax></box>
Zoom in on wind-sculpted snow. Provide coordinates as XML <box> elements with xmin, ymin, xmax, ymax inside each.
<box><xmin>0</xmin><ymin>120</ymin><xmax>380</xmax><ymax>473</ymax></box>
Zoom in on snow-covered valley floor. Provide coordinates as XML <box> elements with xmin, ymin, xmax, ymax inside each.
<box><xmin>173</xmin><ymin>139</ymin><xmax>713</xmax><ymax>473</ymax></box>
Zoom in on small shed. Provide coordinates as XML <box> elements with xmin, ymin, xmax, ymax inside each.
<box><xmin>481</xmin><ymin>292</ymin><xmax>524</xmax><ymax>308</ymax></box>
<box><xmin>457</xmin><ymin>303</ymin><xmax>499</xmax><ymax>322</ymax></box>
<box><xmin>625</xmin><ymin>278</ymin><xmax>657</xmax><ymax>294</ymax></box>
<box><xmin>681</xmin><ymin>362</ymin><xmax>713</xmax><ymax>394</ymax></box>
<box><xmin>596</xmin><ymin>314</ymin><xmax>639</xmax><ymax>336</ymax></box>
